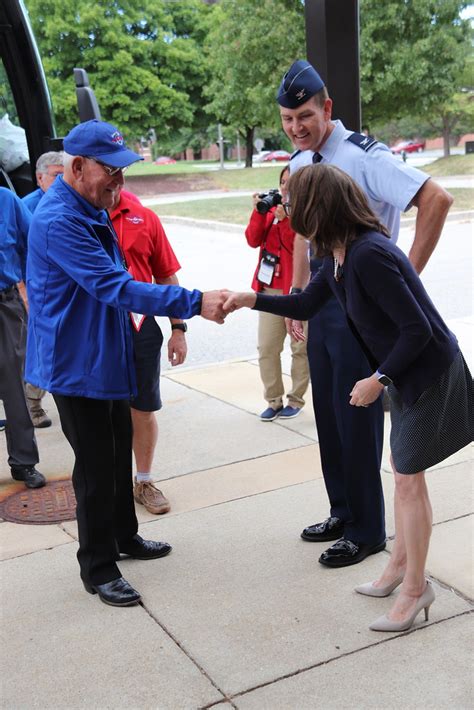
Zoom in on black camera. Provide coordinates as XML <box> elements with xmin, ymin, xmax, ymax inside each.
<box><xmin>256</xmin><ymin>189</ymin><xmax>282</xmax><ymax>214</ymax></box>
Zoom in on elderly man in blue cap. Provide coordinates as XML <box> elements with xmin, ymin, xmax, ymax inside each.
<box><xmin>26</xmin><ymin>119</ymin><xmax>226</xmax><ymax>607</ymax></box>
<box><xmin>277</xmin><ymin>61</ymin><xmax>453</xmax><ymax>570</ymax></box>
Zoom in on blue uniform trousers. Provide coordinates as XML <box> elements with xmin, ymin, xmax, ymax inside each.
<box><xmin>308</xmin><ymin>295</ymin><xmax>386</xmax><ymax>545</ymax></box>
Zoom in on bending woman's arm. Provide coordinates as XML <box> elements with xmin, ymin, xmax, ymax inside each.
<box><xmin>224</xmin><ymin>269</ymin><xmax>333</xmax><ymax>319</ymax></box>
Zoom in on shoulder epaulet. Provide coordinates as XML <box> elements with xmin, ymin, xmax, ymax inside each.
<box><xmin>289</xmin><ymin>149</ymin><xmax>301</xmax><ymax>161</ymax></box>
<box><xmin>347</xmin><ymin>132</ymin><xmax>378</xmax><ymax>152</ymax></box>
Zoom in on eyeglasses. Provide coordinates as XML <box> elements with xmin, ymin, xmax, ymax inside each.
<box><xmin>282</xmin><ymin>201</ymin><xmax>291</xmax><ymax>216</ymax></box>
<box><xmin>85</xmin><ymin>157</ymin><xmax>129</xmax><ymax>177</ymax></box>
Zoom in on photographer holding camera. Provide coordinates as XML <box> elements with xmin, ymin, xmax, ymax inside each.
<box><xmin>245</xmin><ymin>165</ymin><xmax>309</xmax><ymax>421</ymax></box>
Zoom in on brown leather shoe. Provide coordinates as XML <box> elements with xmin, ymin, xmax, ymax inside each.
<box><xmin>27</xmin><ymin>402</ymin><xmax>52</xmax><ymax>428</ymax></box>
<box><xmin>133</xmin><ymin>478</ymin><xmax>170</xmax><ymax>515</ymax></box>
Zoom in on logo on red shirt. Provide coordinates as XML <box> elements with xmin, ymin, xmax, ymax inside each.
<box><xmin>125</xmin><ymin>215</ymin><xmax>144</xmax><ymax>224</ymax></box>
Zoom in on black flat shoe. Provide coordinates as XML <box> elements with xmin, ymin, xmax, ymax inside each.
<box><xmin>119</xmin><ymin>534</ymin><xmax>172</xmax><ymax>560</ymax></box>
<box><xmin>10</xmin><ymin>465</ymin><xmax>46</xmax><ymax>489</ymax></box>
<box><xmin>319</xmin><ymin>538</ymin><xmax>386</xmax><ymax>568</ymax></box>
<box><xmin>83</xmin><ymin>577</ymin><xmax>141</xmax><ymax>606</ymax></box>
<box><xmin>301</xmin><ymin>516</ymin><xmax>344</xmax><ymax>542</ymax></box>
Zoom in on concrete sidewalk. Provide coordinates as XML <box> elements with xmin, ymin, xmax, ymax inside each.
<box><xmin>1</xmin><ymin>352</ymin><xmax>473</xmax><ymax>709</ymax></box>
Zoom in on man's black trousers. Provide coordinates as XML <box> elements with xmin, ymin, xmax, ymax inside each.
<box><xmin>53</xmin><ymin>395</ymin><xmax>138</xmax><ymax>585</ymax></box>
<box><xmin>307</xmin><ymin>296</ymin><xmax>386</xmax><ymax>546</ymax></box>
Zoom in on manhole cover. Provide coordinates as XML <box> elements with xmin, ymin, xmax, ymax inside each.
<box><xmin>0</xmin><ymin>479</ymin><xmax>76</xmax><ymax>524</ymax></box>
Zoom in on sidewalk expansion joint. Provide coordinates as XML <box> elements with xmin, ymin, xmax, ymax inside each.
<box><xmin>432</xmin><ymin>511</ymin><xmax>473</xmax><ymax>527</ymax></box>
<box><xmin>200</xmin><ymin>699</ymin><xmax>236</xmax><ymax>709</ymax></box>
<box><xmin>137</xmin><ymin>477</ymin><xmax>321</xmax><ymax>526</ymax></box>
<box><xmin>381</xmin><ymin>539</ymin><xmax>473</xmax><ymax>604</ymax></box>
<box><xmin>150</xmin><ymin>443</ymin><xmax>316</xmax><ymax>483</ymax></box>
<box><xmin>58</xmin><ymin>522</ymin><xmax>79</xmax><ymax>541</ymax></box>
<box><xmin>162</xmin><ymin>378</ymin><xmax>316</xmax><ymax>445</ymax></box>
<box><xmin>225</xmin><ymin>609</ymin><xmax>474</xmax><ymax>703</ymax></box>
<box><xmin>0</xmin><ymin>538</ymin><xmax>76</xmax><ymax>562</ymax></box>
<box><xmin>139</xmin><ymin>600</ymin><xmax>238</xmax><ymax>709</ymax></box>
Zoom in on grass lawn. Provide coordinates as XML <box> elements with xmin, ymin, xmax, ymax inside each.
<box><xmin>421</xmin><ymin>153</ymin><xmax>474</xmax><ymax>176</ymax></box>
<box><xmin>127</xmin><ymin>162</ymin><xmax>290</xmax><ymax>191</ymax></box>
<box><xmin>129</xmin><ymin>154</ymin><xmax>473</xmax><ymax>184</ymax></box>
<box><xmin>127</xmin><ymin>161</ymin><xmax>219</xmax><ymax>176</ymax></box>
<box><xmin>448</xmin><ymin>188</ymin><xmax>474</xmax><ymax>211</ymax></box>
<box><xmin>153</xmin><ymin>187</ymin><xmax>472</xmax><ymax>225</ymax></box>
<box><xmin>154</xmin><ymin>196</ymin><xmax>251</xmax><ymax>224</ymax></box>
<box><xmin>210</xmin><ymin>166</ymin><xmax>284</xmax><ymax>191</ymax></box>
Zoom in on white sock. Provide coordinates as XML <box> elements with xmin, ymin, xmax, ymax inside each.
<box><xmin>136</xmin><ymin>472</ymin><xmax>151</xmax><ymax>482</ymax></box>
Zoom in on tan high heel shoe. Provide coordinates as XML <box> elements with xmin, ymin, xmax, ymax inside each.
<box><xmin>354</xmin><ymin>574</ymin><xmax>404</xmax><ymax>598</ymax></box>
<box><xmin>369</xmin><ymin>581</ymin><xmax>435</xmax><ymax>632</ymax></box>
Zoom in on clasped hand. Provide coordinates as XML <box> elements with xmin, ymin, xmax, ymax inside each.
<box><xmin>201</xmin><ymin>289</ymin><xmax>256</xmax><ymax>323</ymax></box>
<box><xmin>349</xmin><ymin>375</ymin><xmax>384</xmax><ymax>407</ymax></box>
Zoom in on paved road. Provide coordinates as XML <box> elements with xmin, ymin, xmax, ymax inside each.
<box><xmin>158</xmin><ymin>217</ymin><xmax>473</xmax><ymax>372</ymax></box>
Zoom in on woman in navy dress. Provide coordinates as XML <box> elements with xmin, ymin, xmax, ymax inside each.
<box><xmin>223</xmin><ymin>163</ymin><xmax>473</xmax><ymax>632</ymax></box>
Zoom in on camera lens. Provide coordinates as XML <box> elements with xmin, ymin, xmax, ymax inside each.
<box><xmin>256</xmin><ymin>190</ymin><xmax>282</xmax><ymax>214</ymax></box>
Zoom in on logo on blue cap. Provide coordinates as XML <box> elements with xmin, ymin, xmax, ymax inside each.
<box><xmin>277</xmin><ymin>60</ymin><xmax>325</xmax><ymax>109</ymax></box>
<box><xmin>63</xmin><ymin>120</ymin><xmax>143</xmax><ymax>168</ymax></box>
<box><xmin>110</xmin><ymin>131</ymin><xmax>124</xmax><ymax>146</ymax></box>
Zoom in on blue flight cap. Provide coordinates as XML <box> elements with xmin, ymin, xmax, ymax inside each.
<box><xmin>277</xmin><ymin>60</ymin><xmax>325</xmax><ymax>108</ymax></box>
<box><xmin>63</xmin><ymin>120</ymin><xmax>143</xmax><ymax>168</ymax></box>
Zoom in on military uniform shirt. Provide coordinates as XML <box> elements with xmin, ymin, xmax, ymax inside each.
<box><xmin>290</xmin><ymin>120</ymin><xmax>429</xmax><ymax>242</ymax></box>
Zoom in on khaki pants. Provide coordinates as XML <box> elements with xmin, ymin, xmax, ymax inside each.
<box><xmin>257</xmin><ymin>288</ymin><xmax>309</xmax><ymax>408</ymax></box>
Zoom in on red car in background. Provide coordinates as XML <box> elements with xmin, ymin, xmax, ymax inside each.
<box><xmin>391</xmin><ymin>140</ymin><xmax>426</xmax><ymax>154</ymax></box>
<box><xmin>262</xmin><ymin>150</ymin><xmax>291</xmax><ymax>162</ymax></box>
<box><xmin>154</xmin><ymin>156</ymin><xmax>177</xmax><ymax>165</ymax></box>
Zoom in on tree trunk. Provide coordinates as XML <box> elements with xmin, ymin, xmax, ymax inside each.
<box><xmin>245</xmin><ymin>127</ymin><xmax>255</xmax><ymax>168</ymax></box>
<box><xmin>442</xmin><ymin>115</ymin><xmax>451</xmax><ymax>158</ymax></box>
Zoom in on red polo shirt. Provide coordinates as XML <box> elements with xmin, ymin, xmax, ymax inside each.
<box><xmin>110</xmin><ymin>192</ymin><xmax>180</xmax><ymax>284</ymax></box>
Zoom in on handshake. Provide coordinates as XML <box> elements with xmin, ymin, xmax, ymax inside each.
<box><xmin>201</xmin><ymin>290</ymin><xmax>257</xmax><ymax>324</ymax></box>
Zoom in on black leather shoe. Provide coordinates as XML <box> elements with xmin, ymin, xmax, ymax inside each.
<box><xmin>319</xmin><ymin>538</ymin><xmax>386</xmax><ymax>568</ymax></box>
<box><xmin>301</xmin><ymin>516</ymin><xmax>344</xmax><ymax>542</ymax></box>
<box><xmin>11</xmin><ymin>465</ymin><xmax>46</xmax><ymax>489</ymax></box>
<box><xmin>83</xmin><ymin>577</ymin><xmax>141</xmax><ymax>606</ymax></box>
<box><xmin>119</xmin><ymin>534</ymin><xmax>172</xmax><ymax>560</ymax></box>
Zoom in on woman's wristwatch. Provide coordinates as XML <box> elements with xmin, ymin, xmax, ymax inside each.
<box><xmin>375</xmin><ymin>370</ymin><xmax>392</xmax><ymax>386</ymax></box>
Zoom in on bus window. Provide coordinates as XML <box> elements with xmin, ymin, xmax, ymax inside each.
<box><xmin>0</xmin><ymin>57</ymin><xmax>20</xmax><ymax>124</ymax></box>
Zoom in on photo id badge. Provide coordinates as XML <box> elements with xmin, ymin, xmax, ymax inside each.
<box><xmin>257</xmin><ymin>249</ymin><xmax>279</xmax><ymax>286</ymax></box>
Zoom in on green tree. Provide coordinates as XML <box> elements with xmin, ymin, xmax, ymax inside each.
<box><xmin>360</xmin><ymin>0</ymin><xmax>471</xmax><ymax>154</ymax></box>
<box><xmin>203</xmin><ymin>0</ymin><xmax>305</xmax><ymax>167</ymax></box>
<box><xmin>24</xmin><ymin>0</ymin><xmax>210</xmax><ymax>143</ymax></box>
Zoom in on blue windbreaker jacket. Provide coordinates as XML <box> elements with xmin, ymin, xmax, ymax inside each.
<box><xmin>25</xmin><ymin>177</ymin><xmax>203</xmax><ymax>399</ymax></box>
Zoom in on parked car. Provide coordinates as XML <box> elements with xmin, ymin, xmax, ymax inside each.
<box><xmin>262</xmin><ymin>150</ymin><xmax>291</xmax><ymax>162</ymax></box>
<box><xmin>391</xmin><ymin>140</ymin><xmax>425</xmax><ymax>155</ymax></box>
<box><xmin>154</xmin><ymin>156</ymin><xmax>177</xmax><ymax>164</ymax></box>
<box><xmin>252</xmin><ymin>151</ymin><xmax>271</xmax><ymax>163</ymax></box>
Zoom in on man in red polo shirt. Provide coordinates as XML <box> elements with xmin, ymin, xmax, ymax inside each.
<box><xmin>109</xmin><ymin>188</ymin><xmax>187</xmax><ymax>515</ymax></box>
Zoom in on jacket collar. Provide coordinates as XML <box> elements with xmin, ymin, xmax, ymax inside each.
<box><xmin>55</xmin><ymin>175</ymin><xmax>108</xmax><ymax>224</ymax></box>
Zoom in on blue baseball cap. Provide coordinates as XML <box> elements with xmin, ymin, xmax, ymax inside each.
<box><xmin>63</xmin><ymin>119</ymin><xmax>143</xmax><ymax>168</ymax></box>
<box><xmin>277</xmin><ymin>60</ymin><xmax>325</xmax><ymax>109</ymax></box>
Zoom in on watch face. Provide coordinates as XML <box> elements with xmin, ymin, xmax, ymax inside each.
<box><xmin>172</xmin><ymin>323</ymin><xmax>187</xmax><ymax>332</ymax></box>
<box><xmin>378</xmin><ymin>375</ymin><xmax>392</xmax><ymax>386</ymax></box>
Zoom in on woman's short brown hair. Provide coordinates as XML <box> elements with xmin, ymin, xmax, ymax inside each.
<box><xmin>287</xmin><ymin>163</ymin><xmax>390</xmax><ymax>257</ymax></box>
